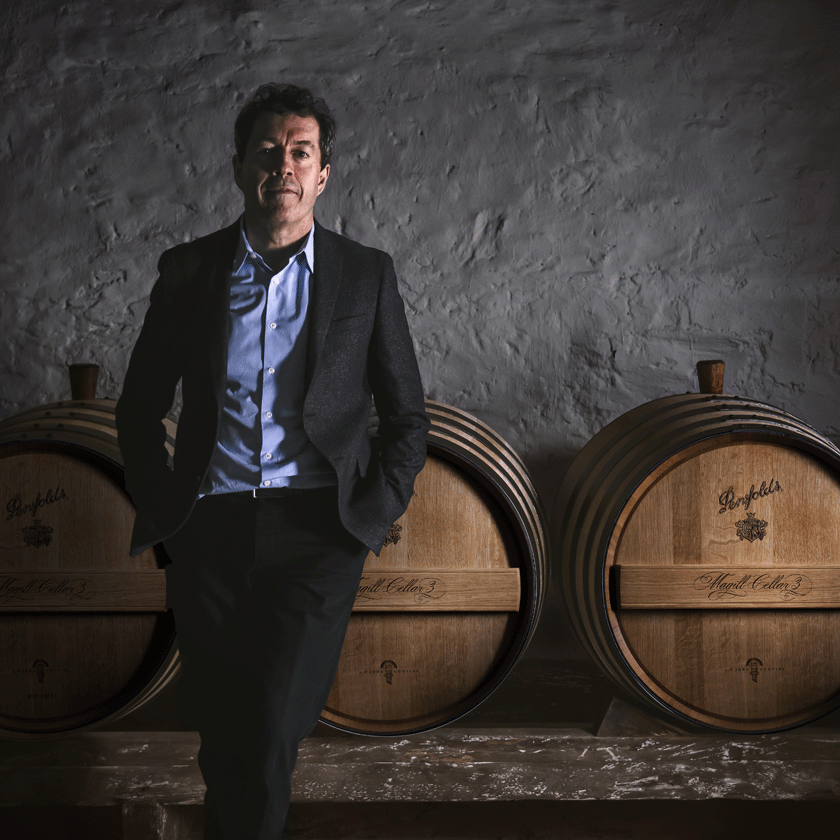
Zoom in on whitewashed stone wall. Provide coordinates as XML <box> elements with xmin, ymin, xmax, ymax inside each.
<box><xmin>2</xmin><ymin>0</ymin><xmax>839</xmax><ymax>658</ymax></box>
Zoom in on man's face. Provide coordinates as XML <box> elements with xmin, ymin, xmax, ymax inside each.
<box><xmin>233</xmin><ymin>110</ymin><xmax>330</xmax><ymax>238</ymax></box>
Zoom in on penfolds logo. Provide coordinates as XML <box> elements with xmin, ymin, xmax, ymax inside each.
<box><xmin>718</xmin><ymin>479</ymin><xmax>782</xmax><ymax>514</ymax></box>
<box><xmin>6</xmin><ymin>486</ymin><xmax>68</xmax><ymax>521</ymax></box>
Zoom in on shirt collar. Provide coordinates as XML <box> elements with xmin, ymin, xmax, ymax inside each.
<box><xmin>233</xmin><ymin>217</ymin><xmax>315</xmax><ymax>275</ymax></box>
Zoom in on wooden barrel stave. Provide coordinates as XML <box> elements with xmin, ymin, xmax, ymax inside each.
<box><xmin>583</xmin><ymin>426</ymin><xmax>838</xmax><ymax>713</ymax></box>
<box><xmin>372</xmin><ymin>400</ymin><xmax>548</xmax><ymax>624</ymax></box>
<box><xmin>426</xmin><ymin>438</ymin><xmax>542</xmax><ymax>642</ymax></box>
<box><xmin>560</xmin><ymin>401</ymin><xmax>835</xmax><ymax>631</ymax></box>
<box><xmin>322</xmin><ymin>400</ymin><xmax>547</xmax><ymax>735</ymax></box>
<box><xmin>553</xmin><ymin>394</ymin><xmax>840</xmax><ymax>732</ymax></box>
<box><xmin>0</xmin><ymin>401</ymin><xmax>178</xmax><ymax>738</ymax></box>
<box><xmin>421</xmin><ymin>409</ymin><xmax>548</xmax><ymax>636</ymax></box>
<box><xmin>423</xmin><ymin>403</ymin><xmax>548</xmax><ymax>586</ymax></box>
<box><xmin>609</xmin><ymin>437</ymin><xmax>840</xmax><ymax>728</ymax></box>
<box><xmin>426</xmin><ymin>427</ymin><xmax>544</xmax><ymax>594</ymax></box>
<box><xmin>0</xmin><ymin>399</ymin><xmax>119</xmax><ymax>427</ymax></box>
<box><xmin>0</xmin><ymin>400</ymin><xmax>177</xmax><ymax>455</ymax></box>
<box><xmin>426</xmin><ymin>413</ymin><xmax>545</xmax><ymax>562</ymax></box>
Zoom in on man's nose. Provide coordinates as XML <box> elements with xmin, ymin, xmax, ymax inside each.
<box><xmin>271</xmin><ymin>149</ymin><xmax>293</xmax><ymax>176</ymax></box>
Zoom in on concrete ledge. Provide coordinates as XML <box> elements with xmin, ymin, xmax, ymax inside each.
<box><xmin>1</xmin><ymin>726</ymin><xmax>839</xmax><ymax>838</ymax></box>
<box><xmin>296</xmin><ymin>727</ymin><xmax>840</xmax><ymax>802</ymax></box>
<box><xmin>1</xmin><ymin>727</ymin><xmax>839</xmax><ymax>808</ymax></box>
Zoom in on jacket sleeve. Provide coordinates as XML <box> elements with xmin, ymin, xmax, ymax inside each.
<box><xmin>115</xmin><ymin>253</ymin><xmax>183</xmax><ymax>539</ymax></box>
<box><xmin>365</xmin><ymin>253</ymin><xmax>430</xmax><ymax>533</ymax></box>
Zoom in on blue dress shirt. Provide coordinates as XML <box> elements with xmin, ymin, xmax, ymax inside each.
<box><xmin>199</xmin><ymin>220</ymin><xmax>336</xmax><ymax>495</ymax></box>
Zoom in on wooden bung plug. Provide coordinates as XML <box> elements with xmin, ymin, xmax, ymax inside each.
<box><xmin>68</xmin><ymin>363</ymin><xmax>100</xmax><ymax>401</ymax></box>
<box><xmin>696</xmin><ymin>359</ymin><xmax>724</xmax><ymax>395</ymax></box>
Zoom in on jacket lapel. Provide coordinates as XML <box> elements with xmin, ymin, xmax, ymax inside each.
<box><xmin>201</xmin><ymin>222</ymin><xmax>240</xmax><ymax>405</ymax></box>
<box><xmin>306</xmin><ymin>220</ymin><xmax>344</xmax><ymax>390</ymax></box>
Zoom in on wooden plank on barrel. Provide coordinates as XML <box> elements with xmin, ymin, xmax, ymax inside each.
<box><xmin>613</xmin><ymin>565</ymin><xmax>840</xmax><ymax>609</ymax></box>
<box><xmin>0</xmin><ymin>570</ymin><xmax>167</xmax><ymax>611</ymax></box>
<box><xmin>353</xmin><ymin>568</ymin><xmax>520</xmax><ymax>612</ymax></box>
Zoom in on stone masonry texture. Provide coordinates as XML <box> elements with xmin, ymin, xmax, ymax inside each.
<box><xmin>1</xmin><ymin>0</ymin><xmax>839</xmax><ymax>657</ymax></box>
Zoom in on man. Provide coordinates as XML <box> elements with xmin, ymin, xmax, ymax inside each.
<box><xmin>116</xmin><ymin>84</ymin><xmax>429</xmax><ymax>840</ymax></box>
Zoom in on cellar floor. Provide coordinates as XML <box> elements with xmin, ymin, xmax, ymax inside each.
<box><xmin>1</xmin><ymin>658</ymin><xmax>838</xmax><ymax>839</ymax></box>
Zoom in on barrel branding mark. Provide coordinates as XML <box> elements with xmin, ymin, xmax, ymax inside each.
<box><xmin>717</xmin><ymin>479</ymin><xmax>782</xmax><ymax>514</ymax></box>
<box><xmin>356</xmin><ymin>575</ymin><xmax>445</xmax><ymax>605</ymax></box>
<box><xmin>0</xmin><ymin>576</ymin><xmax>95</xmax><ymax>605</ymax></box>
<box><xmin>13</xmin><ymin>659</ymin><xmax>69</xmax><ymax>699</ymax></box>
<box><xmin>693</xmin><ymin>570</ymin><xmax>811</xmax><ymax>602</ymax></box>
<box><xmin>357</xmin><ymin>660</ymin><xmax>421</xmax><ymax>684</ymax></box>
<box><xmin>724</xmin><ymin>658</ymin><xmax>785</xmax><ymax>682</ymax></box>
<box><xmin>383</xmin><ymin>523</ymin><xmax>403</xmax><ymax>546</ymax></box>
<box><xmin>22</xmin><ymin>519</ymin><xmax>54</xmax><ymax>548</ymax></box>
<box><xmin>735</xmin><ymin>511</ymin><xmax>767</xmax><ymax>543</ymax></box>
<box><xmin>380</xmin><ymin>660</ymin><xmax>397</xmax><ymax>685</ymax></box>
<box><xmin>34</xmin><ymin>659</ymin><xmax>48</xmax><ymax>683</ymax></box>
<box><xmin>6</xmin><ymin>486</ymin><xmax>69</xmax><ymax>521</ymax></box>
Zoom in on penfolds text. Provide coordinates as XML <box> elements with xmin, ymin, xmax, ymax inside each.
<box><xmin>6</xmin><ymin>486</ymin><xmax>68</xmax><ymax>521</ymax></box>
<box><xmin>718</xmin><ymin>479</ymin><xmax>782</xmax><ymax>514</ymax></box>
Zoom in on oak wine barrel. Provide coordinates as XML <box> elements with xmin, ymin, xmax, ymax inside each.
<box><xmin>320</xmin><ymin>399</ymin><xmax>548</xmax><ymax>734</ymax></box>
<box><xmin>552</xmin><ymin>363</ymin><xmax>840</xmax><ymax>732</ymax></box>
<box><xmin>0</xmin><ymin>398</ymin><xmax>178</xmax><ymax>737</ymax></box>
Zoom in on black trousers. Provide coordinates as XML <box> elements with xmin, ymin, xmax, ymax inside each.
<box><xmin>163</xmin><ymin>488</ymin><xmax>368</xmax><ymax>840</ymax></box>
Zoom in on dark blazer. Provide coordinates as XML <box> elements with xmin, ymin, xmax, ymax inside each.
<box><xmin>115</xmin><ymin>219</ymin><xmax>429</xmax><ymax>557</ymax></box>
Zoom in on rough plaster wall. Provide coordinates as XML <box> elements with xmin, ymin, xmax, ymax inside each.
<box><xmin>2</xmin><ymin>0</ymin><xmax>839</xmax><ymax>659</ymax></box>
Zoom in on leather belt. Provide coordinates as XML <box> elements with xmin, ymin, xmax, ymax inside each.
<box><xmin>251</xmin><ymin>487</ymin><xmax>309</xmax><ymax>498</ymax></box>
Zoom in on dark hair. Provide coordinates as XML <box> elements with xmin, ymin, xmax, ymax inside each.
<box><xmin>234</xmin><ymin>83</ymin><xmax>336</xmax><ymax>168</ymax></box>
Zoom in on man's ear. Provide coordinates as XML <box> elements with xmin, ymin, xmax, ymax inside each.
<box><xmin>317</xmin><ymin>163</ymin><xmax>330</xmax><ymax>196</ymax></box>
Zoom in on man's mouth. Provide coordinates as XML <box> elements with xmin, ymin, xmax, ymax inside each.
<box><xmin>265</xmin><ymin>181</ymin><xmax>298</xmax><ymax>195</ymax></box>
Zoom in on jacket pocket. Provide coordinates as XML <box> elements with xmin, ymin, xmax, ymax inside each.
<box><xmin>330</xmin><ymin>311</ymin><xmax>368</xmax><ymax>325</ymax></box>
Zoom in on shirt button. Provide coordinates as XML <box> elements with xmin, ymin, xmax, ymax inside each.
<box><xmin>269</xmin><ymin>322</ymin><xmax>277</xmax><ymax>329</ymax></box>
<box><xmin>264</xmin><ymin>453</ymin><xmax>272</xmax><ymax>460</ymax></box>
<box><xmin>263</xmin><ymin>480</ymin><xmax>271</xmax><ymax>486</ymax></box>
<box><xmin>265</xmin><ymin>411</ymin><xmax>273</xmax><ymax>419</ymax></box>
<box><xmin>268</xmin><ymin>367</ymin><xmax>275</xmax><ymax>374</ymax></box>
